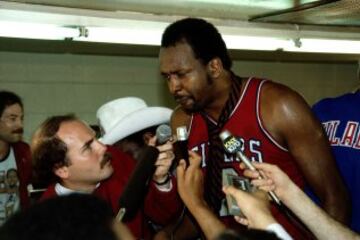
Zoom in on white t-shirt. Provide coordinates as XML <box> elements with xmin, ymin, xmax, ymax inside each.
<box><xmin>0</xmin><ymin>147</ymin><xmax>20</xmax><ymax>226</ymax></box>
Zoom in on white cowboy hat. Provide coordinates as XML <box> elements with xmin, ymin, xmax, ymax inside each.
<box><xmin>96</xmin><ymin>97</ymin><xmax>172</xmax><ymax>145</ymax></box>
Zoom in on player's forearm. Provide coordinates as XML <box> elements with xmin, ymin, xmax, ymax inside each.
<box><xmin>322</xmin><ymin>189</ymin><xmax>350</xmax><ymax>224</ymax></box>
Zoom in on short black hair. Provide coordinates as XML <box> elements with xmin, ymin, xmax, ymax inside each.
<box><xmin>0</xmin><ymin>91</ymin><xmax>23</xmax><ymax>117</ymax></box>
<box><xmin>0</xmin><ymin>194</ymin><xmax>118</xmax><ymax>240</ymax></box>
<box><xmin>161</xmin><ymin>18</ymin><xmax>232</xmax><ymax>70</ymax></box>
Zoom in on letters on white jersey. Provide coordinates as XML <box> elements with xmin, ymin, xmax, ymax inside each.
<box><xmin>190</xmin><ymin>136</ymin><xmax>263</xmax><ymax>167</ymax></box>
<box><xmin>322</xmin><ymin>120</ymin><xmax>360</xmax><ymax>149</ymax></box>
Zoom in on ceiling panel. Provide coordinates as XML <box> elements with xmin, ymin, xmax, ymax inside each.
<box><xmin>2</xmin><ymin>0</ymin><xmax>321</xmax><ymax>20</ymax></box>
<box><xmin>252</xmin><ymin>0</ymin><xmax>360</xmax><ymax>27</ymax></box>
<box><xmin>1</xmin><ymin>0</ymin><xmax>360</xmax><ymax>61</ymax></box>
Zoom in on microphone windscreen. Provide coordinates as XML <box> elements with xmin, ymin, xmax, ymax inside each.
<box><xmin>156</xmin><ymin>124</ymin><xmax>172</xmax><ymax>145</ymax></box>
<box><xmin>118</xmin><ymin>146</ymin><xmax>159</xmax><ymax>222</ymax></box>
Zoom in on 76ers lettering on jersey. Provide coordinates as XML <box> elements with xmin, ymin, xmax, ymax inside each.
<box><xmin>313</xmin><ymin>91</ymin><xmax>360</xmax><ymax>233</ymax></box>
<box><xmin>190</xmin><ymin>136</ymin><xmax>263</xmax><ymax>167</ymax></box>
<box><xmin>187</xmin><ymin>77</ymin><xmax>305</xmax><ymax>238</ymax></box>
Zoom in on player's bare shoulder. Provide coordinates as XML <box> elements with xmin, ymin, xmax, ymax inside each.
<box><xmin>170</xmin><ymin>105</ymin><xmax>192</xmax><ymax>132</ymax></box>
<box><xmin>259</xmin><ymin>81</ymin><xmax>314</xmax><ymax>145</ymax></box>
<box><xmin>260</xmin><ymin>81</ymin><xmax>310</xmax><ymax>116</ymax></box>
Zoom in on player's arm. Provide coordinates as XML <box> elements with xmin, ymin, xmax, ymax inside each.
<box><xmin>260</xmin><ymin>82</ymin><xmax>350</xmax><ymax>224</ymax></box>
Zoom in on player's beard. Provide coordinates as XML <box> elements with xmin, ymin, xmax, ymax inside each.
<box><xmin>184</xmin><ymin>73</ymin><xmax>214</xmax><ymax>113</ymax></box>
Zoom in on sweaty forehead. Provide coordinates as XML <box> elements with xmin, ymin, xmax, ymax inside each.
<box><xmin>159</xmin><ymin>43</ymin><xmax>197</xmax><ymax>72</ymax></box>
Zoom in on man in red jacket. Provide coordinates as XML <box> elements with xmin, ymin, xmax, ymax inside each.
<box><xmin>31</xmin><ymin>114</ymin><xmax>181</xmax><ymax>239</ymax></box>
<box><xmin>0</xmin><ymin>91</ymin><xmax>32</xmax><ymax>226</ymax></box>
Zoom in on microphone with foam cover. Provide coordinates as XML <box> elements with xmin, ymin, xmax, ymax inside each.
<box><xmin>117</xmin><ymin>146</ymin><xmax>159</xmax><ymax>222</ymax></box>
<box><xmin>156</xmin><ymin>124</ymin><xmax>172</xmax><ymax>145</ymax></box>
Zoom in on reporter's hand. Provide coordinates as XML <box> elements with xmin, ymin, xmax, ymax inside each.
<box><xmin>240</xmin><ymin>162</ymin><xmax>295</xmax><ymax>201</ymax></box>
<box><xmin>148</xmin><ymin>135</ymin><xmax>175</xmax><ymax>182</ymax></box>
<box><xmin>176</xmin><ymin>151</ymin><xmax>206</xmax><ymax>211</ymax></box>
<box><xmin>222</xmin><ymin>186</ymin><xmax>276</xmax><ymax>229</ymax></box>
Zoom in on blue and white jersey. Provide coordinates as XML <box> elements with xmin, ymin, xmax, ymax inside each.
<box><xmin>312</xmin><ymin>91</ymin><xmax>360</xmax><ymax>233</ymax></box>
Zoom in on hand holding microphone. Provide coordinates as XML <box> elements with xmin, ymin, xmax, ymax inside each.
<box><xmin>153</xmin><ymin>124</ymin><xmax>176</xmax><ymax>183</ymax></box>
<box><xmin>219</xmin><ymin>130</ymin><xmax>281</xmax><ymax>206</ymax></box>
<box><xmin>240</xmin><ymin>162</ymin><xmax>295</xmax><ymax>203</ymax></box>
<box><xmin>155</xmin><ymin>124</ymin><xmax>190</xmax><ymax>167</ymax></box>
<box><xmin>117</xmin><ymin>124</ymin><xmax>175</xmax><ymax>222</ymax></box>
<box><xmin>176</xmin><ymin>151</ymin><xmax>205</xmax><ymax>212</ymax></box>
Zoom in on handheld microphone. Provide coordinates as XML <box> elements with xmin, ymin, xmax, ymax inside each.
<box><xmin>117</xmin><ymin>146</ymin><xmax>159</xmax><ymax>222</ymax></box>
<box><xmin>173</xmin><ymin>126</ymin><xmax>189</xmax><ymax>166</ymax></box>
<box><xmin>156</xmin><ymin>124</ymin><xmax>172</xmax><ymax>145</ymax></box>
<box><xmin>219</xmin><ymin>130</ymin><xmax>281</xmax><ymax>205</ymax></box>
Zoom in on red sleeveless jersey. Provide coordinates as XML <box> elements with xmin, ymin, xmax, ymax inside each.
<box><xmin>188</xmin><ymin>77</ymin><xmax>306</xmax><ymax>239</ymax></box>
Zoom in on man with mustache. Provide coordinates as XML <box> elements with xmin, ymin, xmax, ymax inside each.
<box><xmin>0</xmin><ymin>91</ymin><xmax>32</xmax><ymax>226</ymax></box>
<box><xmin>158</xmin><ymin>18</ymin><xmax>349</xmax><ymax>239</ymax></box>
<box><xmin>31</xmin><ymin>114</ymin><xmax>181</xmax><ymax>239</ymax></box>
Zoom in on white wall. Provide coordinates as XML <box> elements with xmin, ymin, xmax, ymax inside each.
<box><xmin>0</xmin><ymin>51</ymin><xmax>358</xmax><ymax>142</ymax></box>
<box><xmin>232</xmin><ymin>61</ymin><xmax>358</xmax><ymax>104</ymax></box>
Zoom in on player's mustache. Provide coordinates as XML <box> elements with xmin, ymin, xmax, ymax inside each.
<box><xmin>12</xmin><ymin>128</ymin><xmax>24</xmax><ymax>134</ymax></box>
<box><xmin>174</xmin><ymin>94</ymin><xmax>191</xmax><ymax>101</ymax></box>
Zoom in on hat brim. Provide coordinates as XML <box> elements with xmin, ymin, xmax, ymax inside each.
<box><xmin>100</xmin><ymin>107</ymin><xmax>172</xmax><ymax>145</ymax></box>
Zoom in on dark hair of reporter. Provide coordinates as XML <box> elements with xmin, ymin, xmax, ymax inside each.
<box><xmin>31</xmin><ymin>114</ymin><xmax>77</xmax><ymax>186</ymax></box>
<box><xmin>215</xmin><ymin>229</ymin><xmax>281</xmax><ymax>240</ymax></box>
<box><xmin>0</xmin><ymin>194</ymin><xmax>119</xmax><ymax>240</ymax></box>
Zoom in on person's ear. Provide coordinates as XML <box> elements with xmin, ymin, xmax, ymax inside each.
<box><xmin>54</xmin><ymin>165</ymin><xmax>69</xmax><ymax>179</ymax></box>
<box><xmin>207</xmin><ymin>57</ymin><xmax>223</xmax><ymax>79</ymax></box>
<box><xmin>143</xmin><ymin>132</ymin><xmax>155</xmax><ymax>145</ymax></box>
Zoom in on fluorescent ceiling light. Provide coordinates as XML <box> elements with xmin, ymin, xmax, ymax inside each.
<box><xmin>285</xmin><ymin>38</ymin><xmax>360</xmax><ymax>54</ymax></box>
<box><xmin>74</xmin><ymin>27</ymin><xmax>292</xmax><ymax>51</ymax></box>
<box><xmin>223</xmin><ymin>35</ymin><xmax>293</xmax><ymax>51</ymax></box>
<box><xmin>0</xmin><ymin>0</ymin><xmax>360</xmax><ymax>54</ymax></box>
<box><xmin>75</xmin><ymin>26</ymin><xmax>164</xmax><ymax>46</ymax></box>
<box><xmin>0</xmin><ymin>21</ymin><xmax>79</xmax><ymax>40</ymax></box>
<box><xmin>2</xmin><ymin>20</ymin><xmax>360</xmax><ymax>54</ymax></box>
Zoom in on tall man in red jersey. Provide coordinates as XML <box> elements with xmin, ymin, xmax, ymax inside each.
<box><xmin>158</xmin><ymin>18</ymin><xmax>349</xmax><ymax>239</ymax></box>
